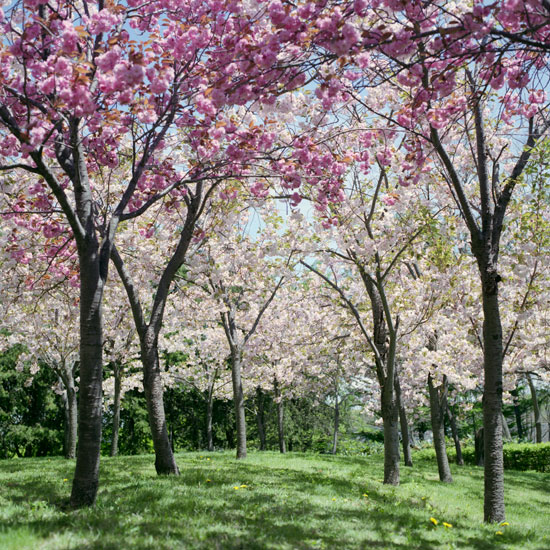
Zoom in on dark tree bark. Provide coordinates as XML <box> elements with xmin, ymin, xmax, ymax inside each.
<box><xmin>428</xmin><ymin>373</ymin><xmax>453</xmax><ymax>483</ymax></box>
<box><xmin>501</xmin><ymin>412</ymin><xmax>512</xmax><ymax>441</ymax></box>
<box><xmin>70</xmin><ymin>247</ymin><xmax>105</xmax><ymax>507</ymax></box>
<box><xmin>141</xmin><ymin>340</ymin><xmax>180</xmax><ymax>474</ymax></box>
<box><xmin>0</xmin><ymin>42</ymin><xmax>208</xmax><ymax>505</ymax></box>
<box><xmin>2</xmin><ymin>79</ymin><xmax>110</xmax><ymax>509</ymax></box>
<box><xmin>367</xmin><ymin>278</ymin><xmax>400</xmax><ymax>485</ymax></box>
<box><xmin>218</xmin><ymin>276</ymin><xmax>284</xmax><ymax>460</ymax></box>
<box><xmin>331</xmin><ymin>393</ymin><xmax>340</xmax><ymax>455</ymax></box>
<box><xmin>480</xmin><ymin>285</ymin><xmax>505</xmax><ymax>520</ymax></box>
<box><xmin>110</xmin><ymin>181</ymin><xmax>216</xmax><ymax>475</ymax></box>
<box><xmin>226</xmin><ymin>424</ymin><xmax>235</xmax><ymax>449</ymax></box>
<box><xmin>446</xmin><ymin>404</ymin><xmax>464</xmax><ymax>466</ymax></box>
<box><xmin>110</xmin><ymin>365</ymin><xmax>122</xmax><ymax>457</ymax></box>
<box><xmin>256</xmin><ymin>386</ymin><xmax>266</xmax><ymax>451</ymax></box>
<box><xmin>58</xmin><ymin>364</ymin><xmax>78</xmax><ymax>460</ymax></box>
<box><xmin>394</xmin><ymin>368</ymin><xmax>413</xmax><ymax>467</ymax></box>
<box><xmin>111</xmin><ymin>207</ymin><xmax>202</xmax><ymax>476</ymax></box>
<box><xmin>63</xmin><ymin>383</ymin><xmax>78</xmax><ymax>460</ymax></box>
<box><xmin>511</xmin><ymin>387</ymin><xmax>524</xmax><ymax>440</ymax></box>
<box><xmin>302</xmin><ymin>259</ymin><xmax>401</xmax><ymax>485</ymax></box>
<box><xmin>206</xmin><ymin>388</ymin><xmax>214</xmax><ymax>452</ymax></box>
<box><xmin>381</xmin><ymin>383</ymin><xmax>400</xmax><ymax>484</ymax></box>
<box><xmin>274</xmin><ymin>377</ymin><xmax>286</xmax><ymax>454</ymax></box>
<box><xmin>527</xmin><ymin>373</ymin><xmax>542</xmax><ymax>443</ymax></box>
<box><xmin>231</xmin><ymin>350</ymin><xmax>247</xmax><ymax>459</ymax></box>
<box><xmin>475</xmin><ymin>427</ymin><xmax>485</xmax><ymax>467</ymax></box>
<box><xmin>425</xmin><ymin>67</ymin><xmax>548</xmax><ymax>520</ymax></box>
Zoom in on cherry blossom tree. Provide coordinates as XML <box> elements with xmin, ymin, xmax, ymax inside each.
<box><xmin>160</xmin><ymin>306</ymin><xmax>233</xmax><ymax>453</ymax></box>
<box><xmin>183</xmin><ymin>205</ymin><xmax>298</xmax><ymax>459</ymax></box>
<box><xmin>263</xmin><ymin>0</ymin><xmax>550</xmax><ymax>521</ymax></box>
<box><xmin>0</xmin><ymin>0</ymin><xmax>352</xmax><ymax>505</ymax></box>
<box><xmin>299</xmin><ymin>154</ymin><xmax>441</xmax><ymax>484</ymax></box>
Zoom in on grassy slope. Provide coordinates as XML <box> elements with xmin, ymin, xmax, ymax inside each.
<box><xmin>0</xmin><ymin>451</ymin><xmax>548</xmax><ymax>550</ymax></box>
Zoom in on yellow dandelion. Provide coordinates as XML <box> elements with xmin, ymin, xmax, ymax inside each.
<box><xmin>495</xmin><ymin>531</ymin><xmax>503</xmax><ymax>536</ymax></box>
<box><xmin>206</xmin><ymin>479</ymin><xmax>211</xmax><ymax>482</ymax></box>
<box><xmin>362</xmin><ymin>493</ymin><xmax>369</xmax><ymax>498</ymax></box>
<box><xmin>442</xmin><ymin>522</ymin><xmax>452</xmax><ymax>529</ymax></box>
<box><xmin>63</xmin><ymin>478</ymin><xmax>68</xmax><ymax>482</ymax></box>
<box><xmin>500</xmin><ymin>522</ymin><xmax>509</xmax><ymax>527</ymax></box>
<box><xmin>430</xmin><ymin>517</ymin><xmax>438</xmax><ymax>526</ymax></box>
<box><xmin>233</xmin><ymin>486</ymin><xmax>240</xmax><ymax>490</ymax></box>
<box><xmin>332</xmin><ymin>498</ymin><xmax>336</xmax><ymax>501</ymax></box>
<box><xmin>240</xmin><ymin>484</ymin><xmax>247</xmax><ymax>488</ymax></box>
<box><xmin>206</xmin><ymin>458</ymin><xmax>211</xmax><ymax>461</ymax></box>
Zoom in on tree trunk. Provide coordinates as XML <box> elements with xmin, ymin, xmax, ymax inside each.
<box><xmin>206</xmin><ymin>389</ymin><xmax>214</xmax><ymax>452</ymax></box>
<box><xmin>110</xmin><ymin>369</ymin><xmax>122</xmax><ymax>457</ymax></box>
<box><xmin>274</xmin><ymin>377</ymin><xmax>286</xmax><ymax>454</ymax></box>
<box><xmin>256</xmin><ymin>386</ymin><xmax>266</xmax><ymax>451</ymax></box>
<box><xmin>363</xmin><ymin>277</ymin><xmax>399</xmax><ymax>485</ymax></box>
<box><xmin>527</xmin><ymin>373</ymin><xmax>542</xmax><ymax>443</ymax></box>
<box><xmin>501</xmin><ymin>412</ymin><xmax>512</xmax><ymax>441</ymax></box>
<box><xmin>110</xmin><ymin>204</ymin><xmax>200</xmax><ymax>474</ymax></box>
<box><xmin>65</xmin><ymin>384</ymin><xmax>78</xmax><ymax>459</ymax></box>
<box><xmin>331</xmin><ymin>395</ymin><xmax>340</xmax><ymax>455</ymax></box>
<box><xmin>225</xmin><ymin>424</ymin><xmax>235</xmax><ymax>448</ymax></box>
<box><xmin>62</xmin><ymin>390</ymin><xmax>70</xmax><ymax>457</ymax></box>
<box><xmin>141</xmin><ymin>339</ymin><xmax>179</xmax><ymax>474</ymax></box>
<box><xmin>394</xmin><ymin>370</ymin><xmax>413</xmax><ymax>467</ymax></box>
<box><xmin>511</xmin><ymin>387</ymin><xmax>524</xmax><ymax>440</ymax></box>
<box><xmin>428</xmin><ymin>373</ymin><xmax>453</xmax><ymax>483</ymax></box>
<box><xmin>70</xmin><ymin>251</ymin><xmax>104</xmax><ymax>508</ymax></box>
<box><xmin>231</xmin><ymin>350</ymin><xmax>247</xmax><ymax>459</ymax></box>
<box><xmin>381</xmin><ymin>382</ymin><xmax>400</xmax><ymax>485</ymax></box>
<box><xmin>475</xmin><ymin>427</ymin><xmax>484</xmax><ymax>466</ymax></box>
<box><xmin>480</xmin><ymin>285</ymin><xmax>505</xmax><ymax>522</ymax></box>
<box><xmin>446</xmin><ymin>404</ymin><xmax>464</xmax><ymax>466</ymax></box>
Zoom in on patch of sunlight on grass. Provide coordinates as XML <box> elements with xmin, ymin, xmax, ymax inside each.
<box><xmin>0</xmin><ymin>451</ymin><xmax>548</xmax><ymax>549</ymax></box>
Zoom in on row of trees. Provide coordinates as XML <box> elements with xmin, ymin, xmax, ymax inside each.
<box><xmin>3</xmin><ymin>337</ymin><xmax>546</xmax><ymax>461</ymax></box>
<box><xmin>1</xmin><ymin>0</ymin><xmax>550</xmax><ymax>523</ymax></box>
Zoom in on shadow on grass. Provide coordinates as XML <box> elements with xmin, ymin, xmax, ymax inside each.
<box><xmin>0</xmin><ymin>453</ymin><xmax>547</xmax><ymax>550</ymax></box>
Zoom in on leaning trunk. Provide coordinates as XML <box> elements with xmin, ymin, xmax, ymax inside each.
<box><xmin>141</xmin><ymin>338</ymin><xmax>179</xmax><ymax>474</ymax></box>
<box><xmin>428</xmin><ymin>373</ymin><xmax>453</xmax><ymax>483</ymax></box>
<box><xmin>231</xmin><ymin>350</ymin><xmax>247</xmax><ymax>459</ymax></box>
<box><xmin>256</xmin><ymin>386</ymin><xmax>266</xmax><ymax>451</ymax></box>
<box><xmin>110</xmin><ymin>370</ymin><xmax>122</xmax><ymax>457</ymax></box>
<box><xmin>394</xmin><ymin>370</ymin><xmax>412</xmax><ymax>467</ymax></box>
<box><xmin>501</xmin><ymin>412</ymin><xmax>512</xmax><ymax>441</ymax></box>
<box><xmin>446</xmin><ymin>404</ymin><xmax>464</xmax><ymax>466</ymax></box>
<box><xmin>274</xmin><ymin>377</ymin><xmax>286</xmax><ymax>454</ymax></box>
<box><xmin>381</xmin><ymin>381</ymin><xmax>400</xmax><ymax>485</ymax></box>
<box><xmin>480</xmin><ymin>283</ymin><xmax>505</xmax><ymax>522</ymax></box>
<box><xmin>70</xmin><ymin>251</ymin><xmax>104</xmax><ymax>508</ymax></box>
<box><xmin>527</xmin><ymin>373</ymin><xmax>542</xmax><ymax>443</ymax></box>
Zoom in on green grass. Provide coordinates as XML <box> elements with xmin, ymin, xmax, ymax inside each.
<box><xmin>0</xmin><ymin>451</ymin><xmax>548</xmax><ymax>550</ymax></box>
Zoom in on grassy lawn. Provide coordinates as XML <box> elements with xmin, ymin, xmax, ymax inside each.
<box><xmin>0</xmin><ymin>451</ymin><xmax>548</xmax><ymax>550</ymax></box>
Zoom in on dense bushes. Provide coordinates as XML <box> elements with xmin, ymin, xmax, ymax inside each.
<box><xmin>500</xmin><ymin>443</ymin><xmax>550</xmax><ymax>472</ymax></box>
<box><xmin>0</xmin><ymin>345</ymin><xmax>65</xmax><ymax>458</ymax></box>
<box><xmin>415</xmin><ymin>442</ymin><xmax>550</xmax><ymax>472</ymax></box>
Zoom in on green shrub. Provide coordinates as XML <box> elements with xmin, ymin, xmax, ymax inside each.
<box><xmin>413</xmin><ymin>442</ymin><xmax>550</xmax><ymax>472</ymax></box>
<box><xmin>502</xmin><ymin>442</ymin><xmax>550</xmax><ymax>472</ymax></box>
